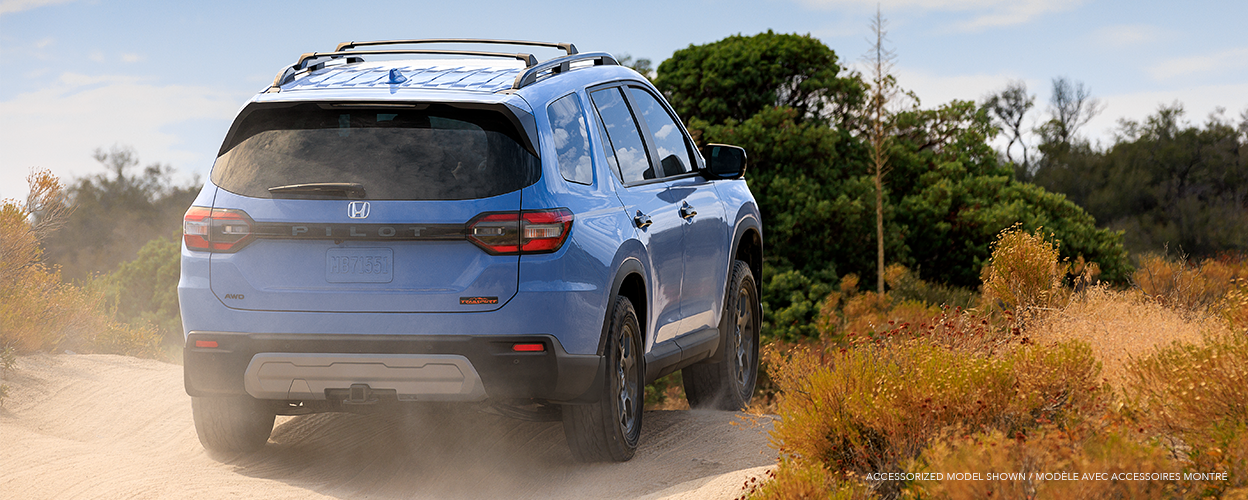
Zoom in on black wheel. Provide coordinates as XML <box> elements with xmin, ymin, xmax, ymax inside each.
<box><xmin>683</xmin><ymin>260</ymin><xmax>760</xmax><ymax>410</ymax></box>
<box><xmin>562</xmin><ymin>295</ymin><xmax>644</xmax><ymax>462</ymax></box>
<box><xmin>191</xmin><ymin>395</ymin><xmax>275</xmax><ymax>454</ymax></box>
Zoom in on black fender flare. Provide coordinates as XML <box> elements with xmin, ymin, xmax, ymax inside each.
<box><xmin>597</xmin><ymin>256</ymin><xmax>646</xmax><ymax>356</ymax></box>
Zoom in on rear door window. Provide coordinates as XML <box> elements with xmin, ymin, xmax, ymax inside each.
<box><xmin>211</xmin><ymin>103</ymin><xmax>540</xmax><ymax>200</ymax></box>
<box><xmin>590</xmin><ymin>87</ymin><xmax>654</xmax><ymax>184</ymax></box>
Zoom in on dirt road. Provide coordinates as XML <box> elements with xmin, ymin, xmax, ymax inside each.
<box><xmin>0</xmin><ymin>353</ymin><xmax>776</xmax><ymax>499</ymax></box>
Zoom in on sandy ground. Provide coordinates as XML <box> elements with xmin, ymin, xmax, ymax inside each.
<box><xmin>0</xmin><ymin>353</ymin><xmax>776</xmax><ymax>499</ymax></box>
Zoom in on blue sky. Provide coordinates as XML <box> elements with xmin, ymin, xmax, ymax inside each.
<box><xmin>1</xmin><ymin>0</ymin><xmax>1245</xmax><ymax>199</ymax></box>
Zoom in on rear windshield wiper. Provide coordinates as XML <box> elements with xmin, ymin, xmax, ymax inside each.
<box><xmin>268</xmin><ymin>183</ymin><xmax>367</xmax><ymax>199</ymax></box>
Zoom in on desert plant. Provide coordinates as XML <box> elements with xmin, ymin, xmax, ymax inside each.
<box><xmin>907</xmin><ymin>427</ymin><xmax>1180</xmax><ymax>500</ymax></box>
<box><xmin>764</xmin><ymin>337</ymin><xmax>1105</xmax><ymax>499</ymax></box>
<box><xmin>980</xmin><ymin>225</ymin><xmax>1065</xmax><ymax>316</ymax></box>
<box><xmin>884</xmin><ymin>264</ymin><xmax>976</xmax><ymax>309</ymax></box>
<box><xmin>1134</xmin><ymin>253</ymin><xmax>1245</xmax><ymax>313</ymax></box>
<box><xmin>0</xmin><ymin>169</ymin><xmax>163</xmax><ymax>358</ymax></box>
<box><xmin>1126</xmin><ymin>333</ymin><xmax>1248</xmax><ymax>495</ymax></box>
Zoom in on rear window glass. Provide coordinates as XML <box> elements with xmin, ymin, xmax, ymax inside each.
<box><xmin>211</xmin><ymin>103</ymin><xmax>540</xmax><ymax>200</ymax></box>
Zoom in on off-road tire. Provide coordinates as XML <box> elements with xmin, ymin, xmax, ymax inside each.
<box><xmin>683</xmin><ymin>260</ymin><xmax>760</xmax><ymax>410</ymax></box>
<box><xmin>562</xmin><ymin>295</ymin><xmax>644</xmax><ymax>462</ymax></box>
<box><xmin>191</xmin><ymin>395</ymin><xmax>275</xmax><ymax>454</ymax></box>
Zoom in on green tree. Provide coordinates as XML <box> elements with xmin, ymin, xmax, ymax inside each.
<box><xmin>100</xmin><ymin>234</ymin><xmax>183</xmax><ymax>345</ymax></box>
<box><xmin>41</xmin><ymin>145</ymin><xmax>198</xmax><ymax>282</ymax></box>
<box><xmin>1032</xmin><ymin>104</ymin><xmax>1248</xmax><ymax>257</ymax></box>
<box><xmin>655</xmin><ymin>30</ymin><xmax>865</xmax><ymax>127</ymax></box>
<box><xmin>656</xmin><ymin>33</ymin><xmax>1132</xmax><ymax>337</ymax></box>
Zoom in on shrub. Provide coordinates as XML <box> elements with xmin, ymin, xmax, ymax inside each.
<box><xmin>980</xmin><ymin>225</ymin><xmax>1066</xmax><ymax>316</ymax></box>
<box><xmin>99</xmin><ymin>234</ymin><xmax>183</xmax><ymax>345</ymax></box>
<box><xmin>0</xmin><ymin>169</ymin><xmax>163</xmax><ymax>358</ymax></box>
<box><xmin>1127</xmin><ymin>333</ymin><xmax>1248</xmax><ymax>495</ymax></box>
<box><xmin>907</xmin><ymin>427</ymin><xmax>1179</xmax><ymax>500</ymax></box>
<box><xmin>884</xmin><ymin>264</ymin><xmax>976</xmax><ymax>309</ymax></box>
<box><xmin>764</xmin><ymin>338</ymin><xmax>1105</xmax><ymax>499</ymax></box>
<box><xmin>763</xmin><ymin>265</ymin><xmax>836</xmax><ymax>341</ymax></box>
<box><xmin>1134</xmin><ymin>253</ymin><xmax>1247</xmax><ymax>313</ymax></box>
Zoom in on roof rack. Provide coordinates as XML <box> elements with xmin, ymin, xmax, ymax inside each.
<box><xmin>265</xmin><ymin>39</ymin><xmax>614</xmax><ymax>92</ymax></box>
<box><xmin>334</xmin><ymin>38</ymin><xmax>578</xmax><ymax>56</ymax></box>
<box><xmin>511</xmin><ymin>52</ymin><xmax>618</xmax><ymax>90</ymax></box>
<box><xmin>268</xmin><ymin>48</ymin><xmax>541</xmax><ymax>91</ymax></box>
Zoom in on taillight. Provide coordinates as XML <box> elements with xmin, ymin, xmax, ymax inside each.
<box><xmin>466</xmin><ymin>209</ymin><xmax>573</xmax><ymax>255</ymax></box>
<box><xmin>183</xmin><ymin>206</ymin><xmax>255</xmax><ymax>252</ymax></box>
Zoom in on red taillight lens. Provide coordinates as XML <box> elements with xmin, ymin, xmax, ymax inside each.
<box><xmin>467</xmin><ymin>209</ymin><xmax>573</xmax><ymax>255</ymax></box>
<box><xmin>183</xmin><ymin>206</ymin><xmax>255</xmax><ymax>252</ymax></box>
<box><xmin>194</xmin><ymin>340</ymin><xmax>219</xmax><ymax>348</ymax></box>
<box><xmin>520</xmin><ymin>209</ymin><xmax>574</xmax><ymax>253</ymax></box>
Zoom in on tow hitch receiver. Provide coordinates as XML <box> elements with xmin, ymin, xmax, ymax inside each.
<box><xmin>344</xmin><ymin>383</ymin><xmax>379</xmax><ymax>405</ymax></box>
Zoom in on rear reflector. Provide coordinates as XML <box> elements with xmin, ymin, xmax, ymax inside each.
<box><xmin>512</xmin><ymin>343</ymin><xmax>545</xmax><ymax>352</ymax></box>
<box><xmin>194</xmin><ymin>340</ymin><xmax>219</xmax><ymax>348</ymax></box>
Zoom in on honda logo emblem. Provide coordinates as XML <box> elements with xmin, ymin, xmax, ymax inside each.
<box><xmin>347</xmin><ymin>201</ymin><xmax>370</xmax><ymax>219</ymax></box>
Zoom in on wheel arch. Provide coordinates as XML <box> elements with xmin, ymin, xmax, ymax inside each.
<box><xmin>729</xmin><ymin>214</ymin><xmax>764</xmax><ymax>309</ymax></box>
<box><xmin>598</xmin><ymin>256</ymin><xmax>647</xmax><ymax>356</ymax></box>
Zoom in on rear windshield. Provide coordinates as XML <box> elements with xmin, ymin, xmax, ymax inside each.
<box><xmin>211</xmin><ymin>103</ymin><xmax>540</xmax><ymax>200</ymax></box>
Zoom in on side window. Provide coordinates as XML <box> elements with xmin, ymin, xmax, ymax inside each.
<box><xmin>547</xmin><ymin>93</ymin><xmax>593</xmax><ymax>185</ymax></box>
<box><xmin>594</xmin><ymin>109</ymin><xmax>622</xmax><ymax>182</ymax></box>
<box><xmin>590</xmin><ymin>87</ymin><xmax>654</xmax><ymax>184</ymax></box>
<box><xmin>627</xmin><ymin>87</ymin><xmax>695</xmax><ymax>177</ymax></box>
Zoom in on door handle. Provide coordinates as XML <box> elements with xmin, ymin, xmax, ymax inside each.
<box><xmin>680</xmin><ymin>202</ymin><xmax>697</xmax><ymax>220</ymax></box>
<box><xmin>634</xmin><ymin>210</ymin><xmax>652</xmax><ymax>228</ymax></box>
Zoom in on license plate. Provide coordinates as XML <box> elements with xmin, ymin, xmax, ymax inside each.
<box><xmin>326</xmin><ymin>248</ymin><xmax>393</xmax><ymax>283</ymax></box>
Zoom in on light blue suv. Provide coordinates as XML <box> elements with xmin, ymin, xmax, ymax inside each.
<box><xmin>179</xmin><ymin>39</ymin><xmax>763</xmax><ymax>462</ymax></box>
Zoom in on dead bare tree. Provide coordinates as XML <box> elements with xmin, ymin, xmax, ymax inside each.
<box><xmin>984</xmin><ymin>80</ymin><xmax>1035</xmax><ymax>172</ymax></box>
<box><xmin>865</xmin><ymin>6</ymin><xmax>899</xmax><ymax>295</ymax></box>
<box><xmin>1042</xmin><ymin>76</ymin><xmax>1104</xmax><ymax>145</ymax></box>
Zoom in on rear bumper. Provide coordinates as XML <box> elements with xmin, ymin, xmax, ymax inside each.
<box><xmin>184</xmin><ymin>332</ymin><xmax>604</xmax><ymax>404</ymax></box>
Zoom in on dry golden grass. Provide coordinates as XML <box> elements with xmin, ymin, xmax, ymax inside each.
<box><xmin>754</xmin><ymin>227</ymin><xmax>1248</xmax><ymax>499</ymax></box>
<box><xmin>1028</xmin><ymin>286</ymin><xmax>1229</xmax><ymax>386</ymax></box>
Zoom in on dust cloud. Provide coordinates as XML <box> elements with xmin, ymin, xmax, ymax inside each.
<box><xmin>0</xmin><ymin>353</ymin><xmax>775</xmax><ymax>499</ymax></box>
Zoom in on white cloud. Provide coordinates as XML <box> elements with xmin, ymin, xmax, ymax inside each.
<box><xmin>0</xmin><ymin>0</ymin><xmax>74</xmax><ymax>15</ymax></box>
<box><xmin>120</xmin><ymin>53</ymin><xmax>144</xmax><ymax>63</ymax></box>
<box><xmin>1092</xmin><ymin>24</ymin><xmax>1168</xmax><ymax>49</ymax></box>
<box><xmin>891</xmin><ymin>66</ymin><xmax>1037</xmax><ymax>107</ymax></box>
<box><xmin>0</xmin><ymin>73</ymin><xmax>245</xmax><ymax>199</ymax></box>
<box><xmin>1148</xmin><ymin>47</ymin><xmax>1248</xmax><ymax>81</ymax></box>
<box><xmin>795</xmin><ymin>0</ymin><xmax>1085</xmax><ymax>30</ymax></box>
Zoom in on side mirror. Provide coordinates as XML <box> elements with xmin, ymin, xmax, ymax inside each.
<box><xmin>701</xmin><ymin>144</ymin><xmax>748</xmax><ymax>180</ymax></box>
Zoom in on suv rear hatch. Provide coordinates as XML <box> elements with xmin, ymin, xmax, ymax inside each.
<box><xmin>201</xmin><ymin>102</ymin><xmax>543</xmax><ymax>313</ymax></box>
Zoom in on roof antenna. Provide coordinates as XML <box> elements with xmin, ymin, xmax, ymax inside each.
<box><xmin>387</xmin><ymin>68</ymin><xmax>407</xmax><ymax>84</ymax></box>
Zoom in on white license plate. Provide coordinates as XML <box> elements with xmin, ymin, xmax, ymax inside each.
<box><xmin>326</xmin><ymin>248</ymin><xmax>393</xmax><ymax>283</ymax></box>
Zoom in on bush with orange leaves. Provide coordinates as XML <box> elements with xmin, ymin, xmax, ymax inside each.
<box><xmin>0</xmin><ymin>169</ymin><xmax>162</xmax><ymax>358</ymax></box>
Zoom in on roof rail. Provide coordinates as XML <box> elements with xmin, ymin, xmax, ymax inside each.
<box><xmin>512</xmin><ymin>52</ymin><xmax>618</xmax><ymax>90</ymax></box>
<box><xmin>335</xmin><ymin>38</ymin><xmax>578</xmax><ymax>56</ymax></box>
<box><xmin>268</xmin><ymin>49</ymin><xmax>540</xmax><ymax>91</ymax></box>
